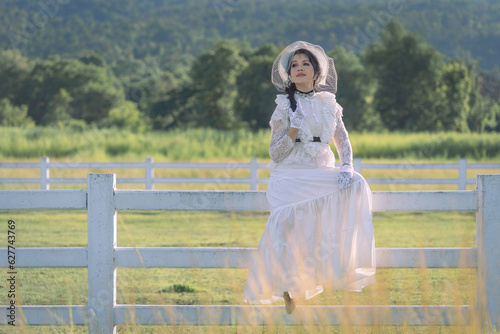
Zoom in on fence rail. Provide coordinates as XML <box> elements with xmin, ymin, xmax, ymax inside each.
<box><xmin>1</xmin><ymin>157</ymin><xmax>500</xmax><ymax>190</ymax></box>
<box><xmin>0</xmin><ymin>174</ymin><xmax>499</xmax><ymax>332</ymax></box>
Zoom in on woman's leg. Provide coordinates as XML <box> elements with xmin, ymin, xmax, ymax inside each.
<box><xmin>283</xmin><ymin>291</ymin><xmax>296</xmax><ymax>314</ymax></box>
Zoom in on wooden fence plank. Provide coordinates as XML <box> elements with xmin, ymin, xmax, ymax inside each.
<box><xmin>372</xmin><ymin>191</ymin><xmax>476</xmax><ymax>211</ymax></box>
<box><xmin>114</xmin><ymin>305</ymin><xmax>473</xmax><ymax>326</ymax></box>
<box><xmin>114</xmin><ymin>247</ymin><xmax>476</xmax><ymax>269</ymax></box>
<box><xmin>0</xmin><ymin>248</ymin><xmax>87</xmax><ymax>268</ymax></box>
<box><xmin>0</xmin><ymin>190</ymin><xmax>87</xmax><ymax>210</ymax></box>
<box><xmin>0</xmin><ymin>305</ymin><xmax>88</xmax><ymax>325</ymax></box>
<box><xmin>114</xmin><ymin>190</ymin><xmax>477</xmax><ymax>212</ymax></box>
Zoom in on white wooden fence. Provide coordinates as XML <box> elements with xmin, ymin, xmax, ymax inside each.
<box><xmin>0</xmin><ymin>173</ymin><xmax>499</xmax><ymax>332</ymax></box>
<box><xmin>1</xmin><ymin>157</ymin><xmax>500</xmax><ymax>190</ymax></box>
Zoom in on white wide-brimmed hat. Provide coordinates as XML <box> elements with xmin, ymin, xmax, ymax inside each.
<box><xmin>271</xmin><ymin>41</ymin><xmax>337</xmax><ymax>94</ymax></box>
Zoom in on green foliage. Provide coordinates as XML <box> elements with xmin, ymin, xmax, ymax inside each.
<box><xmin>468</xmin><ymin>96</ymin><xmax>500</xmax><ymax>132</ymax></box>
<box><xmin>468</xmin><ymin>66</ymin><xmax>500</xmax><ymax>132</ymax></box>
<box><xmin>54</xmin><ymin>119</ymin><xmax>89</xmax><ymax>132</ymax></box>
<box><xmin>1</xmin><ymin>127</ymin><xmax>500</xmax><ymax>161</ymax></box>
<box><xmin>24</xmin><ymin>57</ymin><xmax>124</xmax><ymax>125</ymax></box>
<box><xmin>362</xmin><ymin>20</ymin><xmax>444</xmax><ymax>131</ymax></box>
<box><xmin>112</xmin><ymin>58</ymin><xmax>182</xmax><ymax>116</ymax></box>
<box><xmin>41</xmin><ymin>88</ymin><xmax>73</xmax><ymax>125</ymax></box>
<box><xmin>1</xmin><ymin>0</ymin><xmax>499</xmax><ymax>71</ymax></box>
<box><xmin>1</xmin><ymin>5</ymin><xmax>499</xmax><ymax>134</ymax></box>
<box><xmin>0</xmin><ymin>98</ymin><xmax>34</xmax><ymax>127</ymax></box>
<box><xmin>102</xmin><ymin>101</ymin><xmax>150</xmax><ymax>133</ymax></box>
<box><xmin>149</xmin><ymin>85</ymin><xmax>199</xmax><ymax>130</ymax></box>
<box><xmin>329</xmin><ymin>46</ymin><xmax>382</xmax><ymax>132</ymax></box>
<box><xmin>189</xmin><ymin>40</ymin><xmax>248</xmax><ymax>129</ymax></box>
<box><xmin>79</xmin><ymin>54</ymin><xmax>106</xmax><ymax>67</ymax></box>
<box><xmin>160</xmin><ymin>284</ymin><xmax>197</xmax><ymax>294</ymax></box>
<box><xmin>235</xmin><ymin>44</ymin><xmax>278</xmax><ymax>130</ymax></box>
<box><xmin>435</xmin><ymin>61</ymin><xmax>473</xmax><ymax>131</ymax></box>
<box><xmin>0</xmin><ymin>49</ymin><xmax>32</xmax><ymax>103</ymax></box>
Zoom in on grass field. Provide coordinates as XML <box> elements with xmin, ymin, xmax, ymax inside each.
<box><xmin>2</xmin><ymin>126</ymin><xmax>500</xmax><ymax>161</ymax></box>
<box><xmin>0</xmin><ymin>209</ymin><xmax>479</xmax><ymax>333</ymax></box>
<box><xmin>1</xmin><ymin>128</ymin><xmax>499</xmax><ymax>332</ymax></box>
<box><xmin>0</xmin><ymin>176</ymin><xmax>494</xmax><ymax>333</ymax></box>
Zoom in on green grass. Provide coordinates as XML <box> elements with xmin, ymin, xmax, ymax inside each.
<box><xmin>0</xmin><ymin>209</ymin><xmax>481</xmax><ymax>333</ymax></box>
<box><xmin>0</xmin><ymin>134</ymin><xmax>499</xmax><ymax>332</ymax></box>
<box><xmin>2</xmin><ymin>126</ymin><xmax>500</xmax><ymax>161</ymax></box>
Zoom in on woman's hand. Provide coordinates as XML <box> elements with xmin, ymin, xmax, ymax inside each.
<box><xmin>289</xmin><ymin>100</ymin><xmax>306</xmax><ymax>129</ymax></box>
<box><xmin>338</xmin><ymin>164</ymin><xmax>354</xmax><ymax>189</ymax></box>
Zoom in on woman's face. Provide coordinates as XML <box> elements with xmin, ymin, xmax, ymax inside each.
<box><xmin>289</xmin><ymin>53</ymin><xmax>316</xmax><ymax>88</ymax></box>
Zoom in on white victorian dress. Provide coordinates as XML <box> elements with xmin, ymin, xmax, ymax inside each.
<box><xmin>242</xmin><ymin>91</ymin><xmax>376</xmax><ymax>304</ymax></box>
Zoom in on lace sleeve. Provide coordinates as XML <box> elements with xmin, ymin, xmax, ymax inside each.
<box><xmin>332</xmin><ymin>103</ymin><xmax>353</xmax><ymax>167</ymax></box>
<box><xmin>269</xmin><ymin>95</ymin><xmax>294</xmax><ymax>164</ymax></box>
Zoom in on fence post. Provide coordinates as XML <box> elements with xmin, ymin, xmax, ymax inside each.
<box><xmin>353</xmin><ymin>158</ymin><xmax>362</xmax><ymax>174</ymax></box>
<box><xmin>458</xmin><ymin>158</ymin><xmax>467</xmax><ymax>190</ymax></box>
<box><xmin>40</xmin><ymin>157</ymin><xmax>50</xmax><ymax>190</ymax></box>
<box><xmin>145</xmin><ymin>157</ymin><xmax>154</xmax><ymax>190</ymax></box>
<box><xmin>476</xmin><ymin>174</ymin><xmax>500</xmax><ymax>330</ymax></box>
<box><xmin>249</xmin><ymin>158</ymin><xmax>258</xmax><ymax>190</ymax></box>
<box><xmin>87</xmin><ymin>174</ymin><xmax>117</xmax><ymax>333</ymax></box>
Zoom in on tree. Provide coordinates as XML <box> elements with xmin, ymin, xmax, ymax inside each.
<box><xmin>102</xmin><ymin>101</ymin><xmax>150</xmax><ymax>133</ymax></box>
<box><xmin>148</xmin><ymin>85</ymin><xmax>199</xmax><ymax>130</ymax></box>
<box><xmin>24</xmin><ymin>58</ymin><xmax>124</xmax><ymax>125</ymax></box>
<box><xmin>362</xmin><ymin>20</ymin><xmax>444</xmax><ymax>131</ymax></box>
<box><xmin>0</xmin><ymin>50</ymin><xmax>32</xmax><ymax>103</ymax></box>
<box><xmin>0</xmin><ymin>98</ymin><xmax>34</xmax><ymax>127</ymax></box>
<box><xmin>329</xmin><ymin>46</ymin><xmax>382</xmax><ymax>132</ymax></box>
<box><xmin>189</xmin><ymin>40</ymin><xmax>247</xmax><ymax>129</ymax></box>
<box><xmin>467</xmin><ymin>66</ymin><xmax>500</xmax><ymax>132</ymax></box>
<box><xmin>79</xmin><ymin>54</ymin><xmax>106</xmax><ymax>67</ymax></box>
<box><xmin>41</xmin><ymin>88</ymin><xmax>73</xmax><ymax>125</ymax></box>
<box><xmin>434</xmin><ymin>61</ymin><xmax>473</xmax><ymax>131</ymax></box>
<box><xmin>473</xmin><ymin>66</ymin><xmax>500</xmax><ymax>131</ymax></box>
<box><xmin>235</xmin><ymin>43</ymin><xmax>278</xmax><ymax>130</ymax></box>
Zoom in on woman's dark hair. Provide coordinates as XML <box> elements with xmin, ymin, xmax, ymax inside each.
<box><xmin>284</xmin><ymin>48</ymin><xmax>321</xmax><ymax>111</ymax></box>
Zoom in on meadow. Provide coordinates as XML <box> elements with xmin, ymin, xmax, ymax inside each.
<box><xmin>1</xmin><ymin>128</ymin><xmax>499</xmax><ymax>333</ymax></box>
<box><xmin>0</xmin><ymin>209</ymin><xmax>479</xmax><ymax>333</ymax></box>
<box><xmin>1</xmin><ymin>126</ymin><xmax>500</xmax><ymax>161</ymax></box>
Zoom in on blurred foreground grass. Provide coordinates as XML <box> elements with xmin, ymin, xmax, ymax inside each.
<box><xmin>0</xmin><ymin>209</ymin><xmax>483</xmax><ymax>333</ymax></box>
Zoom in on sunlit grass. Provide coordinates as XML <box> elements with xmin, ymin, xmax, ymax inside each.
<box><xmin>1</xmin><ymin>132</ymin><xmax>499</xmax><ymax>332</ymax></box>
<box><xmin>2</xmin><ymin>126</ymin><xmax>500</xmax><ymax>161</ymax></box>
<box><xmin>0</xmin><ymin>208</ymin><xmax>481</xmax><ymax>333</ymax></box>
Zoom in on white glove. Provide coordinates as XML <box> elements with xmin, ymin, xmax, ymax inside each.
<box><xmin>288</xmin><ymin>99</ymin><xmax>306</xmax><ymax>129</ymax></box>
<box><xmin>338</xmin><ymin>164</ymin><xmax>354</xmax><ymax>189</ymax></box>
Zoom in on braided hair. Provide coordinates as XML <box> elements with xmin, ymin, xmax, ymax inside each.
<box><xmin>284</xmin><ymin>48</ymin><xmax>321</xmax><ymax>112</ymax></box>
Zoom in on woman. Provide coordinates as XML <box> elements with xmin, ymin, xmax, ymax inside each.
<box><xmin>242</xmin><ymin>41</ymin><xmax>376</xmax><ymax>314</ymax></box>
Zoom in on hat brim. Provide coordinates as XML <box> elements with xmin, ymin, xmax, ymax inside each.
<box><xmin>271</xmin><ymin>41</ymin><xmax>337</xmax><ymax>94</ymax></box>
<box><xmin>277</xmin><ymin>47</ymin><xmax>329</xmax><ymax>86</ymax></box>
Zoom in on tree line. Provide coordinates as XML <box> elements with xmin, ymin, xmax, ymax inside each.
<box><xmin>1</xmin><ymin>20</ymin><xmax>499</xmax><ymax>132</ymax></box>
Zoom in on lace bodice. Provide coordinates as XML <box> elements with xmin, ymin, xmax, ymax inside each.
<box><xmin>268</xmin><ymin>91</ymin><xmax>353</xmax><ymax>169</ymax></box>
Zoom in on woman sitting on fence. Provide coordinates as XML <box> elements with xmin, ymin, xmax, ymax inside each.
<box><xmin>242</xmin><ymin>41</ymin><xmax>376</xmax><ymax>314</ymax></box>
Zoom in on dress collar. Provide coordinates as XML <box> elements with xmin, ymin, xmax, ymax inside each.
<box><xmin>295</xmin><ymin>89</ymin><xmax>315</xmax><ymax>98</ymax></box>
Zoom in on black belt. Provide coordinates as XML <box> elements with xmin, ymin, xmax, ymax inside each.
<box><xmin>296</xmin><ymin>136</ymin><xmax>321</xmax><ymax>142</ymax></box>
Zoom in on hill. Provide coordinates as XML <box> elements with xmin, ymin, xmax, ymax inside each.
<box><xmin>1</xmin><ymin>0</ymin><xmax>499</xmax><ymax>70</ymax></box>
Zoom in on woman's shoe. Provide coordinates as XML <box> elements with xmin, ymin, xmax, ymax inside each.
<box><xmin>283</xmin><ymin>292</ymin><xmax>296</xmax><ymax>314</ymax></box>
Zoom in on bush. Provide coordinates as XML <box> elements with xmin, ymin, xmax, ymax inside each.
<box><xmin>0</xmin><ymin>98</ymin><xmax>34</xmax><ymax>128</ymax></box>
<box><xmin>101</xmin><ymin>101</ymin><xmax>150</xmax><ymax>133</ymax></box>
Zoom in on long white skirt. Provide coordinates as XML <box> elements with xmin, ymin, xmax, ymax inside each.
<box><xmin>242</xmin><ymin>164</ymin><xmax>376</xmax><ymax>304</ymax></box>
